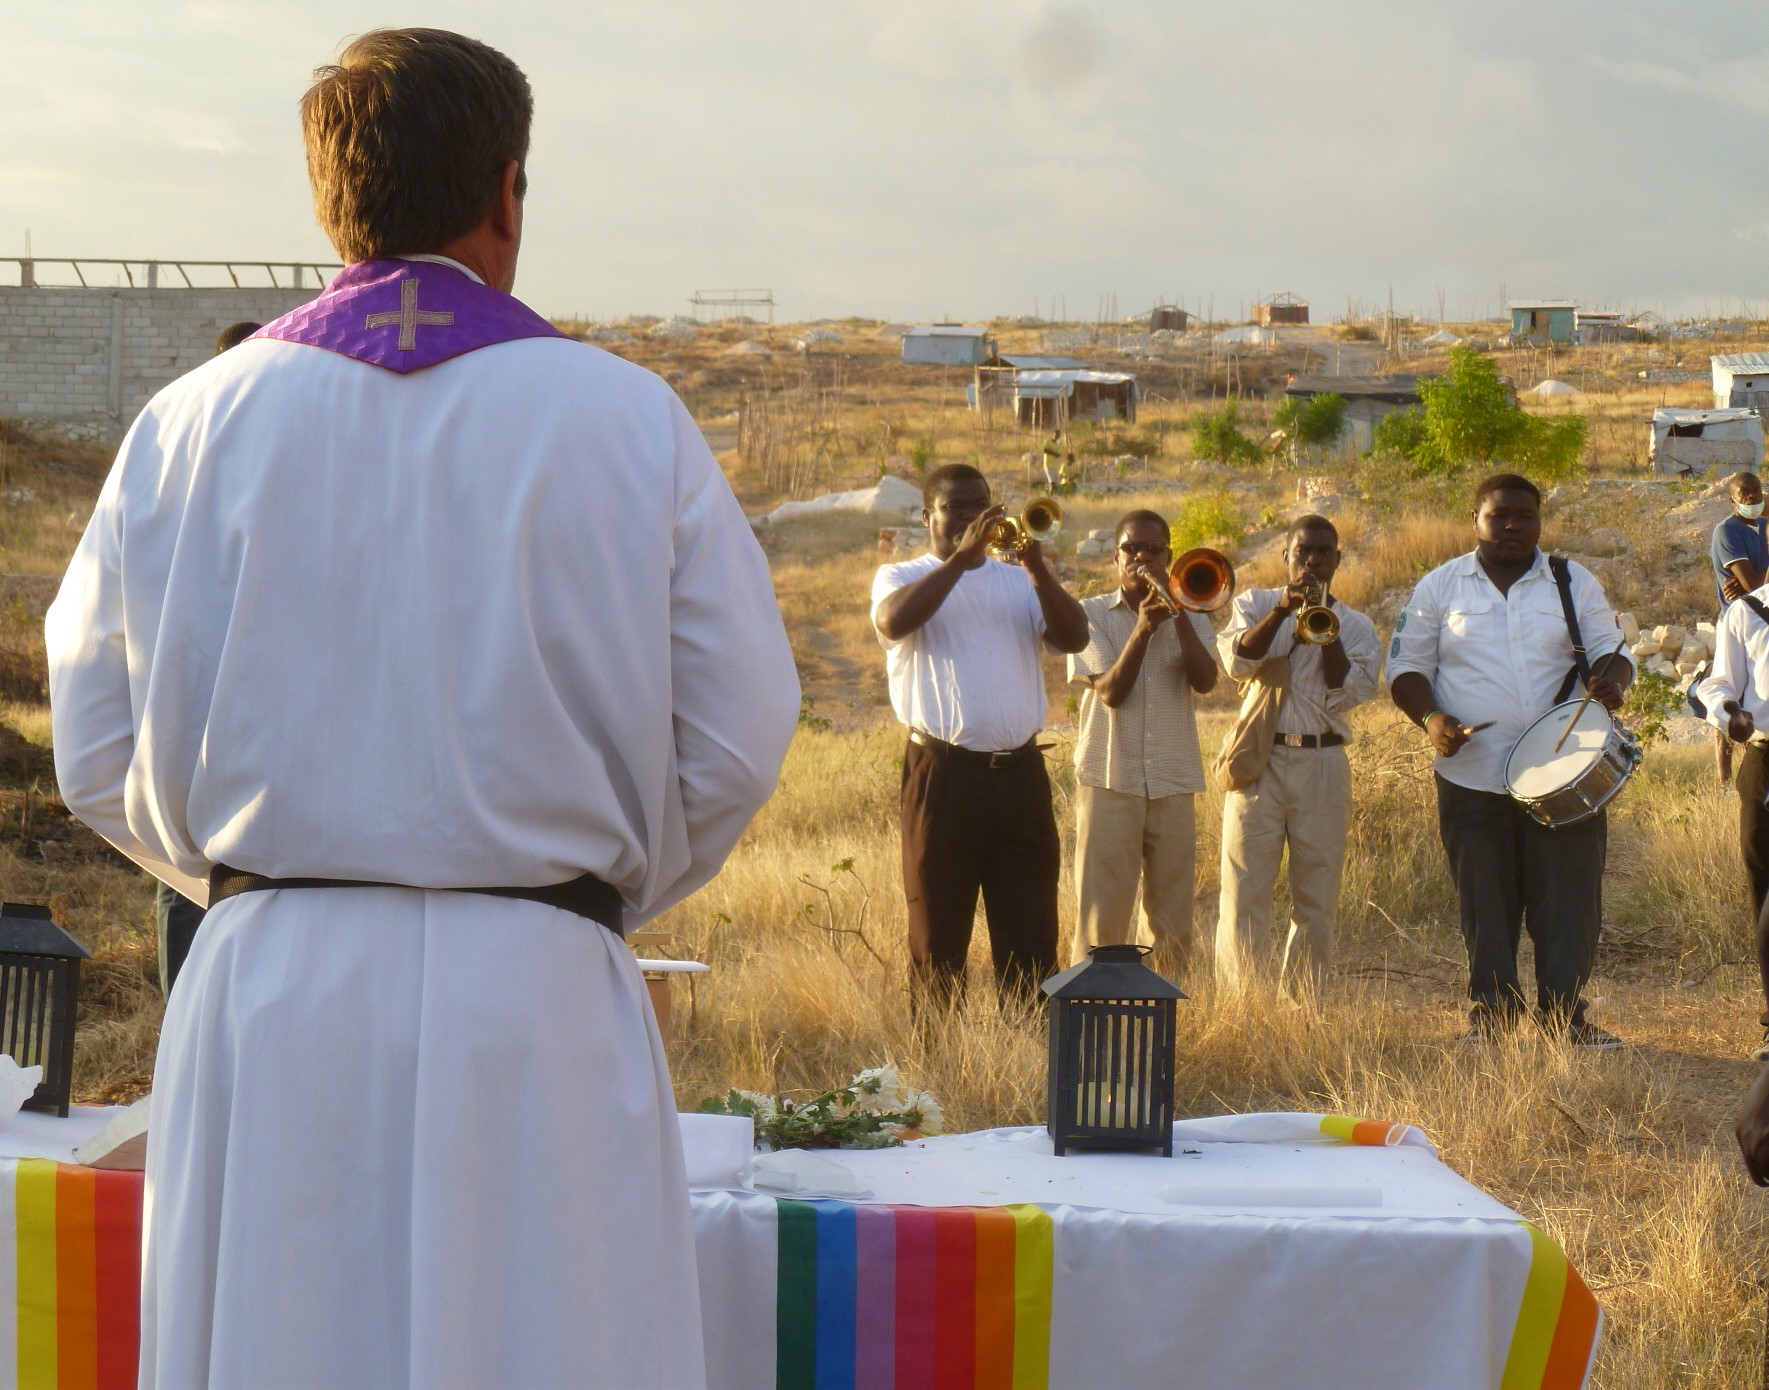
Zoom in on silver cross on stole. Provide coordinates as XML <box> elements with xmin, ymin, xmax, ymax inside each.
<box><xmin>364</xmin><ymin>276</ymin><xmax>455</xmax><ymax>351</ymax></box>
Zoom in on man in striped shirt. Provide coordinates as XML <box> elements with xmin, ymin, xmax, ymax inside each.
<box><xmin>1215</xmin><ymin>515</ymin><xmax>1382</xmax><ymax>992</ymax></box>
<box><xmin>1069</xmin><ymin>510</ymin><xmax>1219</xmax><ymax>977</ymax></box>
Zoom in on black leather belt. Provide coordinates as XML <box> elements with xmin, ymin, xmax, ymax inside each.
<box><xmin>1273</xmin><ymin>732</ymin><xmax>1345</xmax><ymax>749</ymax></box>
<box><xmin>907</xmin><ymin>729</ymin><xmax>1040</xmax><ymax>770</ymax></box>
<box><xmin>208</xmin><ymin>864</ymin><xmax>625</xmax><ymax>937</ymax></box>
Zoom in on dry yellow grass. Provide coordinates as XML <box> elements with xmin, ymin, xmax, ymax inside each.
<box><xmin>5</xmin><ymin>325</ymin><xmax>1767</xmax><ymax>1386</ymax></box>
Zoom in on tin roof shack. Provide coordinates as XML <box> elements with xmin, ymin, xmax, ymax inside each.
<box><xmin>901</xmin><ymin>325</ymin><xmax>995</xmax><ymax>366</ymax></box>
<box><xmin>1713</xmin><ymin>353</ymin><xmax>1769</xmax><ymax>412</ymax></box>
<box><xmin>1649</xmin><ymin>407</ymin><xmax>1763</xmax><ymax>477</ymax></box>
<box><xmin>1507</xmin><ymin>300</ymin><xmax>1577</xmax><ymax>343</ymax></box>
<box><xmin>1253</xmin><ymin>292</ymin><xmax>1309</xmax><ymax>326</ymax></box>
<box><xmin>1510</xmin><ymin>301</ymin><xmax>1577</xmax><ymax>344</ymax></box>
<box><xmin>1013</xmin><ymin>369</ymin><xmax>1137</xmax><ymax>428</ymax></box>
<box><xmin>971</xmin><ymin>353</ymin><xmax>1087</xmax><ymax>410</ymax></box>
<box><xmin>1283</xmin><ymin>373</ymin><xmax>1425</xmax><ymax>454</ymax></box>
<box><xmin>1576</xmin><ymin>310</ymin><xmax>1637</xmax><ymax>345</ymax></box>
<box><xmin>1149</xmin><ymin>305</ymin><xmax>1190</xmax><ymax>332</ymax></box>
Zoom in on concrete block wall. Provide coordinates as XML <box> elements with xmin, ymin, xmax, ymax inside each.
<box><xmin>0</xmin><ymin>286</ymin><xmax>320</xmax><ymax>428</ymax></box>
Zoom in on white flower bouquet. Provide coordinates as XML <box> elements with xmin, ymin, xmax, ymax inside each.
<box><xmin>697</xmin><ymin>1065</ymin><xmax>945</xmax><ymax>1150</ymax></box>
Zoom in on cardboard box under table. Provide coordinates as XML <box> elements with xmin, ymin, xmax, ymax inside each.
<box><xmin>0</xmin><ymin>1109</ymin><xmax>1596</xmax><ymax>1390</ymax></box>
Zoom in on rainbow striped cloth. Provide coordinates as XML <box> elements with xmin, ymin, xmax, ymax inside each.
<box><xmin>0</xmin><ymin>1159</ymin><xmax>142</xmax><ymax>1390</ymax></box>
<box><xmin>773</xmin><ymin>1200</ymin><xmax>1052</xmax><ymax>1390</ymax></box>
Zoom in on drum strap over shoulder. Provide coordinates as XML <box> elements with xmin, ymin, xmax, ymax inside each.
<box><xmin>1548</xmin><ymin>555</ymin><xmax>1589</xmax><ymax>703</ymax></box>
<box><xmin>1742</xmin><ymin>594</ymin><xmax>1769</xmax><ymax>629</ymax></box>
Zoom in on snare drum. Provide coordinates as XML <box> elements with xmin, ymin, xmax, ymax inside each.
<box><xmin>1503</xmin><ymin>700</ymin><xmax>1642</xmax><ymax>828</ymax></box>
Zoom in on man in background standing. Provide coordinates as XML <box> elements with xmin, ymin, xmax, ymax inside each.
<box><xmin>1214</xmin><ymin>515</ymin><xmax>1381</xmax><ymax>993</ymax></box>
<box><xmin>1069</xmin><ymin>510</ymin><xmax>1217</xmax><ymax>978</ymax></box>
<box><xmin>1709</xmin><ymin>470</ymin><xmax>1767</xmax><ymax>790</ymax></box>
<box><xmin>872</xmin><ymin>464</ymin><xmax>1087</xmax><ymax>1010</ymax></box>
<box><xmin>49</xmin><ymin>29</ymin><xmax>797</xmax><ymax>1387</ymax></box>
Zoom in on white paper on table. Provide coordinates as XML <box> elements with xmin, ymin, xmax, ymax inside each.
<box><xmin>749</xmin><ymin>1150</ymin><xmax>873</xmax><ymax>1199</ymax></box>
<box><xmin>677</xmin><ymin>1113</ymin><xmax>754</xmax><ymax>1189</ymax></box>
<box><xmin>0</xmin><ymin>1057</ymin><xmax>41</xmax><ymax>1118</ymax></box>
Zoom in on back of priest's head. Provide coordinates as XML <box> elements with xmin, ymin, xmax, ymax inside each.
<box><xmin>300</xmin><ymin>29</ymin><xmax>532</xmax><ymax>265</ymax></box>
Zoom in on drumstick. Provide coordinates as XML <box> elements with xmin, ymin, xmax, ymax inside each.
<box><xmin>1462</xmin><ymin>721</ymin><xmax>1495</xmax><ymax>735</ymax></box>
<box><xmin>1551</xmin><ymin>641</ymin><xmax>1626</xmax><ymax>755</ymax></box>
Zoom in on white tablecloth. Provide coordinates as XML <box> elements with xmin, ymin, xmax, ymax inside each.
<box><xmin>688</xmin><ymin>1116</ymin><xmax>1598</xmax><ymax>1390</ymax></box>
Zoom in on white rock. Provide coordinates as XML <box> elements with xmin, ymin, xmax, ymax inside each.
<box><xmin>1631</xmin><ymin>639</ymin><xmax>1661</xmax><ymax>660</ymax></box>
<box><xmin>1696</xmin><ymin>621</ymin><xmax>1717</xmax><ymax>639</ymax></box>
<box><xmin>1077</xmin><ymin>537</ymin><xmax>1114</xmax><ymax>558</ymax></box>
<box><xmin>1681</xmin><ymin>641</ymin><xmax>1710</xmax><ymax>665</ymax></box>
<box><xmin>1617</xmin><ymin>612</ymin><xmax>1640</xmax><ymax>644</ymax></box>
<box><xmin>1658</xmin><ymin>626</ymin><xmax>1686</xmax><ymax>660</ymax></box>
<box><xmin>1087</xmin><ymin>529</ymin><xmax>1114</xmax><ymax>542</ymax></box>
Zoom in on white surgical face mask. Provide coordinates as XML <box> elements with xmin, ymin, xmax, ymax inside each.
<box><xmin>1739</xmin><ymin>501</ymin><xmax>1765</xmax><ymax>520</ymax></box>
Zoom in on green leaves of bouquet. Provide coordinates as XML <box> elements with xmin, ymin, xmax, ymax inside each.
<box><xmin>697</xmin><ymin>1065</ymin><xmax>945</xmax><ymax>1150</ymax></box>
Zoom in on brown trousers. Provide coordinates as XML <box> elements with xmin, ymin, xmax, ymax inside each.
<box><xmin>899</xmin><ymin>737</ymin><xmax>1060</xmax><ymax>1007</ymax></box>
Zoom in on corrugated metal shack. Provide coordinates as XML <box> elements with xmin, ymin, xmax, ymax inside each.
<box><xmin>1253</xmin><ymin>292</ymin><xmax>1309</xmax><ymax>326</ymax></box>
<box><xmin>1649</xmin><ymin>407</ymin><xmax>1763</xmax><ymax>477</ymax></box>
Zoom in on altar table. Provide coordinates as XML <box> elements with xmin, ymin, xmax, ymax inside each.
<box><xmin>0</xmin><ymin>1109</ymin><xmax>1597</xmax><ymax>1390</ymax></box>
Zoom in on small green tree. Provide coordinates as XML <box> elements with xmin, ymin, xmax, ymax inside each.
<box><xmin>1192</xmin><ymin>398</ymin><xmax>1262</xmax><ymax>465</ymax></box>
<box><xmin>1272</xmin><ymin>392</ymin><xmax>1347</xmax><ymax>455</ymax></box>
<box><xmin>1377</xmin><ymin>346</ymin><xmax>1587</xmax><ymax>484</ymax></box>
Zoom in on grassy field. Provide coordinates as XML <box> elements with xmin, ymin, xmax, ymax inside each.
<box><xmin>3</xmin><ymin>321</ymin><xmax>1768</xmax><ymax>1384</ymax></box>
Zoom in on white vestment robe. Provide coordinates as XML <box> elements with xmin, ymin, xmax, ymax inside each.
<box><xmin>45</xmin><ymin>264</ymin><xmax>799</xmax><ymax>1389</ymax></box>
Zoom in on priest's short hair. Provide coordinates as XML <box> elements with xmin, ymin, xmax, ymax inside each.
<box><xmin>301</xmin><ymin>28</ymin><xmax>533</xmax><ymax>264</ymax></box>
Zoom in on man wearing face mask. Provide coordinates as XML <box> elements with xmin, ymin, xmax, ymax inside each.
<box><xmin>1707</xmin><ymin>472</ymin><xmax>1767</xmax><ymax>790</ymax></box>
<box><xmin>1694</xmin><ymin>471</ymin><xmax>1769</xmax><ymax>1057</ymax></box>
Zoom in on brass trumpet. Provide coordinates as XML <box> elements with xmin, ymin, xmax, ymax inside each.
<box><xmin>1294</xmin><ymin>578</ymin><xmax>1339</xmax><ymax>645</ymax></box>
<box><xmin>986</xmin><ymin>496</ymin><xmax>1063</xmax><ymax>562</ymax></box>
<box><xmin>1140</xmin><ymin>547</ymin><xmax>1236</xmax><ymax>613</ymax></box>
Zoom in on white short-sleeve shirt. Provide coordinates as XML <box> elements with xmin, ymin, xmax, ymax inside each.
<box><xmin>871</xmin><ymin>554</ymin><xmax>1048</xmax><ymax>751</ymax></box>
<box><xmin>1387</xmin><ymin>549</ymin><xmax>1631</xmax><ymax>794</ymax></box>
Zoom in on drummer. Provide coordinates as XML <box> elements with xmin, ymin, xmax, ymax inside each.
<box><xmin>1388</xmin><ymin>473</ymin><xmax>1633</xmax><ymax>1047</ymax></box>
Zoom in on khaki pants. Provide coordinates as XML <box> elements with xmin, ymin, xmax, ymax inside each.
<box><xmin>1073</xmin><ymin>783</ymin><xmax>1197</xmax><ymax>974</ymax></box>
<box><xmin>1215</xmin><ymin>744</ymin><xmax>1352</xmax><ymax>991</ymax></box>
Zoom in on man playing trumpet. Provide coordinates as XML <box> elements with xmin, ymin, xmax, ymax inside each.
<box><xmin>872</xmin><ymin>465</ymin><xmax>1088</xmax><ymax>1011</ymax></box>
<box><xmin>1069</xmin><ymin>511</ymin><xmax>1219</xmax><ymax>977</ymax></box>
<box><xmin>1215</xmin><ymin>515</ymin><xmax>1381</xmax><ymax>993</ymax></box>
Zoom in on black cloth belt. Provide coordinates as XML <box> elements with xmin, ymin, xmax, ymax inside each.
<box><xmin>1272</xmin><ymin>731</ymin><xmax>1346</xmax><ymax>749</ymax></box>
<box><xmin>907</xmin><ymin>729</ymin><xmax>1041</xmax><ymax>770</ymax></box>
<box><xmin>208</xmin><ymin>864</ymin><xmax>625</xmax><ymax>937</ymax></box>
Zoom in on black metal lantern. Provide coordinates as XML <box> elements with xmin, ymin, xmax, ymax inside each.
<box><xmin>1042</xmin><ymin>944</ymin><xmax>1184</xmax><ymax>1157</ymax></box>
<box><xmin>0</xmin><ymin>903</ymin><xmax>90</xmax><ymax>1117</ymax></box>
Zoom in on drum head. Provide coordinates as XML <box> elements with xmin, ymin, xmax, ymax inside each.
<box><xmin>1505</xmin><ymin>701</ymin><xmax>1613</xmax><ymax>800</ymax></box>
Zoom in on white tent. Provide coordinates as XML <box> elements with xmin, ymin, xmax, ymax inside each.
<box><xmin>1527</xmin><ymin>379</ymin><xmax>1580</xmax><ymax>398</ymax></box>
<box><xmin>758</xmin><ymin>475</ymin><xmax>923</xmax><ymax>527</ymax></box>
<box><xmin>1421</xmin><ymin>330</ymin><xmax>1461</xmax><ymax>346</ymax></box>
<box><xmin>724</xmin><ymin>340</ymin><xmax>774</xmax><ymax>357</ymax></box>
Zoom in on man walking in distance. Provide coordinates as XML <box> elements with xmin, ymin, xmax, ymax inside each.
<box><xmin>1389</xmin><ymin>474</ymin><xmax>1631</xmax><ymax>1047</ymax></box>
<box><xmin>1708</xmin><ymin>471</ymin><xmax>1767</xmax><ymax>790</ymax></box>
<box><xmin>48</xmin><ymin>30</ymin><xmax>798</xmax><ymax>1388</ymax></box>
<box><xmin>1693</xmin><ymin>555</ymin><xmax>1769</xmax><ymax>1058</ymax></box>
<box><xmin>872</xmin><ymin>464</ymin><xmax>1088</xmax><ymax>1009</ymax></box>
<box><xmin>1214</xmin><ymin>515</ymin><xmax>1381</xmax><ymax>993</ymax></box>
<box><xmin>1069</xmin><ymin>510</ymin><xmax>1217</xmax><ymax>978</ymax></box>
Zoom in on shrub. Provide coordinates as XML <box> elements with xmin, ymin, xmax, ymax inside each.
<box><xmin>1191</xmin><ymin>399</ymin><xmax>1262</xmax><ymax>465</ymax></box>
<box><xmin>907</xmin><ymin>438</ymin><xmax>935</xmax><ymax>476</ymax></box>
<box><xmin>1378</xmin><ymin>347</ymin><xmax>1588</xmax><ymax>484</ymax></box>
<box><xmin>1170</xmin><ymin>492</ymin><xmax>1244</xmax><ymax>550</ymax></box>
<box><xmin>1272</xmin><ymin>392</ymin><xmax>1346</xmax><ymax>450</ymax></box>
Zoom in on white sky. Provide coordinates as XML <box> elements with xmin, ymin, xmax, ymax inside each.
<box><xmin>3</xmin><ymin>1</ymin><xmax>1767</xmax><ymax>322</ymax></box>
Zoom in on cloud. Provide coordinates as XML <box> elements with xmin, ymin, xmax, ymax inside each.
<box><xmin>1018</xmin><ymin>10</ymin><xmax>1104</xmax><ymax>99</ymax></box>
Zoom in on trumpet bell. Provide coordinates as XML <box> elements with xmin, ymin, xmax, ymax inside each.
<box><xmin>987</xmin><ymin>497</ymin><xmax>1063</xmax><ymax>561</ymax></box>
<box><xmin>1296</xmin><ymin>604</ymin><xmax>1340</xmax><ymax>645</ymax></box>
<box><xmin>1168</xmin><ymin>547</ymin><xmax>1236</xmax><ymax>613</ymax></box>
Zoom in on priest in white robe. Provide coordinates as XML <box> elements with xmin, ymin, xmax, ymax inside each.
<box><xmin>45</xmin><ymin>28</ymin><xmax>798</xmax><ymax>1390</ymax></box>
